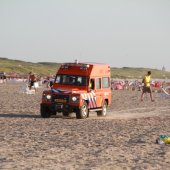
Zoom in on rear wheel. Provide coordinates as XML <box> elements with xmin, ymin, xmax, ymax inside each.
<box><xmin>40</xmin><ymin>105</ymin><xmax>51</xmax><ymax>118</ymax></box>
<box><xmin>97</xmin><ymin>101</ymin><xmax>107</xmax><ymax>117</ymax></box>
<box><xmin>76</xmin><ymin>102</ymin><xmax>88</xmax><ymax>119</ymax></box>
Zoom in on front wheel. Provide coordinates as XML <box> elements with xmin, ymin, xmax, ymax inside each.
<box><xmin>97</xmin><ymin>101</ymin><xmax>107</xmax><ymax>117</ymax></box>
<box><xmin>40</xmin><ymin>105</ymin><xmax>51</xmax><ymax>118</ymax></box>
<box><xmin>76</xmin><ymin>102</ymin><xmax>89</xmax><ymax>119</ymax></box>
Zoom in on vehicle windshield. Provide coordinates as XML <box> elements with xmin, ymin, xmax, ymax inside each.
<box><xmin>55</xmin><ymin>74</ymin><xmax>88</xmax><ymax>86</ymax></box>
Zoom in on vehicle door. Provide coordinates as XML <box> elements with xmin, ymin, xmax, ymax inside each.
<box><xmin>89</xmin><ymin>78</ymin><xmax>103</xmax><ymax>108</ymax></box>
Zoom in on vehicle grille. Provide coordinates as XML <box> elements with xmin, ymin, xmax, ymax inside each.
<box><xmin>52</xmin><ymin>94</ymin><xmax>69</xmax><ymax>103</ymax></box>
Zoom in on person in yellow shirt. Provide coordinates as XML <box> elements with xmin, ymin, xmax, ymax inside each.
<box><xmin>141</xmin><ymin>71</ymin><xmax>154</xmax><ymax>101</ymax></box>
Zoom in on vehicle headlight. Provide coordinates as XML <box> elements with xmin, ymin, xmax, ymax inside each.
<box><xmin>71</xmin><ymin>96</ymin><xmax>80</xmax><ymax>103</ymax></box>
<box><xmin>72</xmin><ymin>96</ymin><xmax>78</xmax><ymax>102</ymax></box>
<box><xmin>46</xmin><ymin>94</ymin><xmax>52</xmax><ymax>100</ymax></box>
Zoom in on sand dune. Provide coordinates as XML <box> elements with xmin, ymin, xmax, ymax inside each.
<box><xmin>0</xmin><ymin>83</ymin><xmax>170</xmax><ymax>170</ymax></box>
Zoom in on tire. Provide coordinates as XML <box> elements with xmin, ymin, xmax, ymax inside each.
<box><xmin>76</xmin><ymin>102</ymin><xmax>88</xmax><ymax>119</ymax></box>
<box><xmin>40</xmin><ymin>105</ymin><xmax>51</xmax><ymax>118</ymax></box>
<box><xmin>97</xmin><ymin>101</ymin><xmax>107</xmax><ymax>117</ymax></box>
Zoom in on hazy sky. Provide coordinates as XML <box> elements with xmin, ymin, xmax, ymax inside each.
<box><xmin>0</xmin><ymin>0</ymin><xmax>170</xmax><ymax>70</ymax></box>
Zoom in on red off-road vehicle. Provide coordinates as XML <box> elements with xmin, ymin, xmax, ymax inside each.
<box><xmin>40</xmin><ymin>61</ymin><xmax>112</xmax><ymax>119</ymax></box>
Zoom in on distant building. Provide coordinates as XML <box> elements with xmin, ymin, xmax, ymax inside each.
<box><xmin>162</xmin><ymin>66</ymin><xmax>166</xmax><ymax>71</ymax></box>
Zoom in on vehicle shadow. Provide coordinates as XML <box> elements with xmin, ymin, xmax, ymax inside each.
<box><xmin>0</xmin><ymin>113</ymin><xmax>41</xmax><ymax>119</ymax></box>
<box><xmin>0</xmin><ymin>113</ymin><xmax>98</xmax><ymax>119</ymax></box>
<box><xmin>0</xmin><ymin>113</ymin><xmax>74</xmax><ymax>119</ymax></box>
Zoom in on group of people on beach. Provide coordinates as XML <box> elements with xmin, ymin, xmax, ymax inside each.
<box><xmin>27</xmin><ymin>70</ymin><xmax>154</xmax><ymax>101</ymax></box>
<box><xmin>28</xmin><ymin>72</ymin><xmax>54</xmax><ymax>91</ymax></box>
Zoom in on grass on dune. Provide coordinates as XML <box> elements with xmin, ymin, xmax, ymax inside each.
<box><xmin>0</xmin><ymin>57</ymin><xmax>170</xmax><ymax>79</ymax></box>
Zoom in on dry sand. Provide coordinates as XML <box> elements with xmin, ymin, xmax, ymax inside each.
<box><xmin>0</xmin><ymin>83</ymin><xmax>170</xmax><ymax>170</ymax></box>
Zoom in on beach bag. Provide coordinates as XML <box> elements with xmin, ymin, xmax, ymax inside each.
<box><xmin>156</xmin><ymin>135</ymin><xmax>170</xmax><ymax>144</ymax></box>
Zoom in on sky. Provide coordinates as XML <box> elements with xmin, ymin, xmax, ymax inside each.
<box><xmin>0</xmin><ymin>0</ymin><xmax>170</xmax><ymax>70</ymax></box>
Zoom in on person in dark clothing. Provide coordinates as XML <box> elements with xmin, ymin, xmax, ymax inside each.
<box><xmin>28</xmin><ymin>72</ymin><xmax>36</xmax><ymax>90</ymax></box>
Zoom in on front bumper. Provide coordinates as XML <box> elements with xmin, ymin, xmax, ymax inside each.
<box><xmin>41</xmin><ymin>103</ymin><xmax>78</xmax><ymax>113</ymax></box>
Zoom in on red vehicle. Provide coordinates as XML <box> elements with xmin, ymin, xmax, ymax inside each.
<box><xmin>40</xmin><ymin>61</ymin><xmax>112</xmax><ymax>119</ymax></box>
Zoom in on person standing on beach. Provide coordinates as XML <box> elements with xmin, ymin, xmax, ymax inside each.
<box><xmin>141</xmin><ymin>71</ymin><xmax>154</xmax><ymax>102</ymax></box>
<box><xmin>28</xmin><ymin>72</ymin><xmax>36</xmax><ymax>90</ymax></box>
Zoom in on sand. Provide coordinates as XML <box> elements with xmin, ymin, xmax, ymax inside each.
<box><xmin>0</xmin><ymin>83</ymin><xmax>170</xmax><ymax>170</ymax></box>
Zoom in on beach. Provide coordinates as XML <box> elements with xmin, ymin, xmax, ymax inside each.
<box><xmin>0</xmin><ymin>83</ymin><xmax>170</xmax><ymax>170</ymax></box>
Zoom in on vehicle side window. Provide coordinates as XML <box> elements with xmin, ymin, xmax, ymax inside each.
<box><xmin>90</xmin><ymin>79</ymin><xmax>95</xmax><ymax>90</ymax></box>
<box><xmin>96</xmin><ymin>78</ymin><xmax>101</xmax><ymax>89</ymax></box>
<box><xmin>102</xmin><ymin>77</ymin><xmax>110</xmax><ymax>88</ymax></box>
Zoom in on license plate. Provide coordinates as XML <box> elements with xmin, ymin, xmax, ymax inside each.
<box><xmin>55</xmin><ymin>99</ymin><xmax>66</xmax><ymax>103</ymax></box>
<box><xmin>56</xmin><ymin>104</ymin><xmax>63</xmax><ymax>109</ymax></box>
